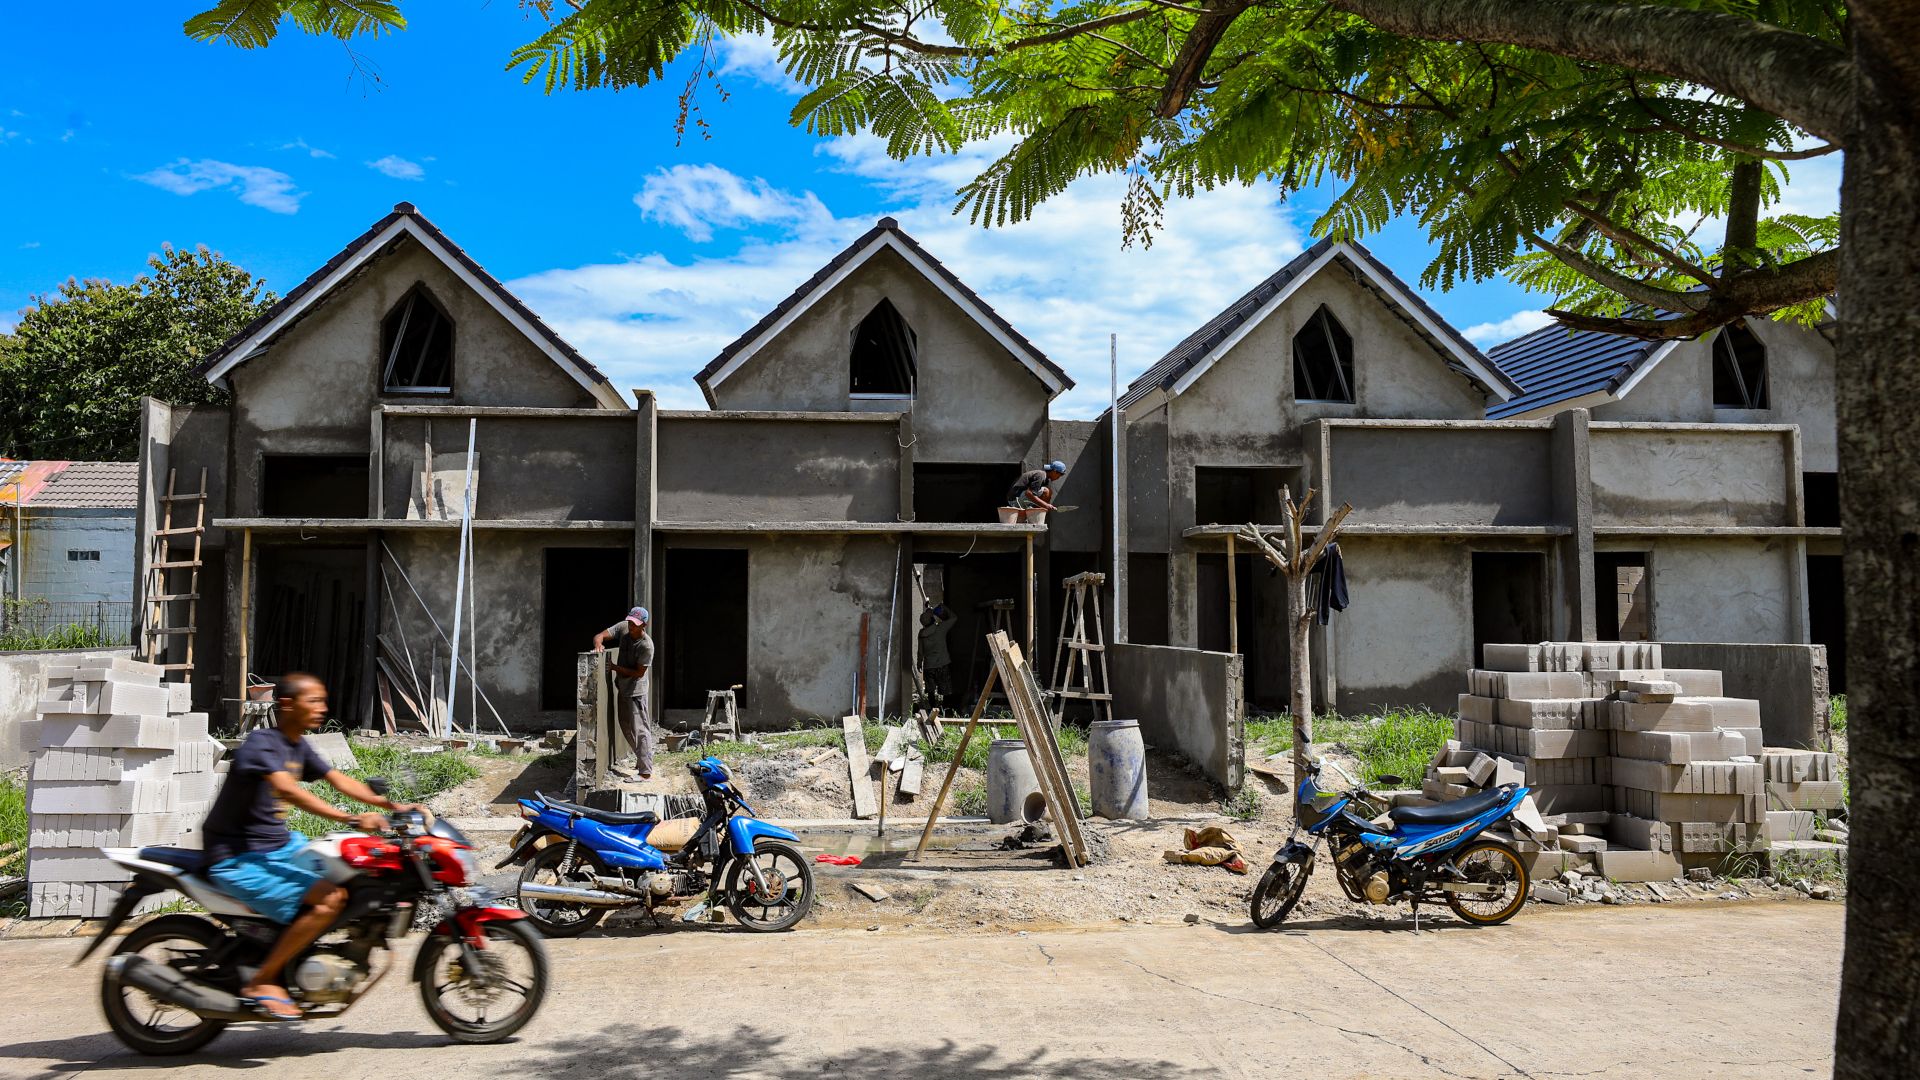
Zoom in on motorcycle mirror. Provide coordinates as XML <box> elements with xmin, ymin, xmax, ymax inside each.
<box><xmin>367</xmin><ymin>777</ymin><xmax>391</xmax><ymax>796</ymax></box>
<box><xmin>1374</xmin><ymin>774</ymin><xmax>1404</xmax><ymax>787</ymax></box>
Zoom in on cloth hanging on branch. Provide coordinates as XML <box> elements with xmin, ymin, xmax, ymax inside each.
<box><xmin>1308</xmin><ymin>542</ymin><xmax>1349</xmax><ymax>626</ymax></box>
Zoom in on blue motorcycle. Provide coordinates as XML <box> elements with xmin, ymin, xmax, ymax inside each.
<box><xmin>1251</xmin><ymin>759</ymin><xmax>1535</xmax><ymax>928</ymax></box>
<box><xmin>501</xmin><ymin>757</ymin><xmax>814</xmax><ymax>936</ymax></box>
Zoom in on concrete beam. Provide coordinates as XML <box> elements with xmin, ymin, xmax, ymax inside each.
<box><xmin>380</xmin><ymin>405</ymin><xmax>635</xmax><ymax>419</ymax></box>
<box><xmin>1590</xmin><ymin>526</ymin><xmax>1843</xmax><ymax>537</ymax></box>
<box><xmin>213</xmin><ymin>518</ymin><xmax>638</xmax><ymax>532</ymax></box>
<box><xmin>658</xmin><ymin>410</ymin><xmax>903</xmax><ymax>423</ymax></box>
<box><xmin>652</xmin><ymin>521</ymin><xmax>1045</xmax><ymax>536</ymax></box>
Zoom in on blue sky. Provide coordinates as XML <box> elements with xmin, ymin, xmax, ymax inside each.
<box><xmin>0</xmin><ymin>3</ymin><xmax>1841</xmax><ymax>416</ymax></box>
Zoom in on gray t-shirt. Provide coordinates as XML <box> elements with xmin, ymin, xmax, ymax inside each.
<box><xmin>604</xmin><ymin>622</ymin><xmax>654</xmax><ymax>698</ymax></box>
<box><xmin>918</xmin><ymin>611</ymin><xmax>956</xmax><ymax>669</ymax></box>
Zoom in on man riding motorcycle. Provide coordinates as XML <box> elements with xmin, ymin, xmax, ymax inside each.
<box><xmin>197</xmin><ymin>672</ymin><xmax>422</xmax><ymax>1020</ymax></box>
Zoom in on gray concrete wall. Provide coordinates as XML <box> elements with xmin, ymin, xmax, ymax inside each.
<box><xmin>381</xmin><ymin>413</ymin><xmax>636</xmax><ymax>521</ymax></box>
<box><xmin>1589</xmin><ymin>426</ymin><xmax>1794</xmax><ymax>527</ymax></box>
<box><xmin>707</xmin><ymin>247</ymin><xmax>1052</xmax><ymax>464</ymax></box>
<box><xmin>226</xmin><ymin>236</ymin><xmax>604</xmax><ymax>518</ymax></box>
<box><xmin>0</xmin><ymin>647</ymin><xmax>133</xmax><ymax>769</ymax></box>
<box><xmin>1044</xmin><ymin>419</ymin><xmax>1107</xmax><ymax>554</ymax></box>
<box><xmin>1630</xmin><ymin>537</ymin><xmax>1799</xmax><ymax>643</ymax></box>
<box><xmin>1659</xmin><ymin>641</ymin><xmax>1829</xmax><ymax>749</ymax></box>
<box><xmin>1108</xmin><ymin>642</ymin><xmax>1245</xmax><ymax>790</ymax></box>
<box><xmin>1324</xmin><ymin>423</ymin><xmax>1556</xmax><ymax>525</ymax></box>
<box><xmin>657</xmin><ymin>415</ymin><xmax>901</xmax><ymax>523</ymax></box>
<box><xmin>1327</xmin><ymin>537</ymin><xmax>1476</xmax><ymax>712</ymax></box>
<box><xmin>16</xmin><ymin>510</ymin><xmax>137</xmax><ymax>604</ymax></box>
<box><xmin>1592</xmin><ymin>319</ymin><xmax>1837</xmax><ymax>473</ymax></box>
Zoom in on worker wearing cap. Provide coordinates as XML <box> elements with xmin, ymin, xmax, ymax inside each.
<box><xmin>592</xmin><ymin>606</ymin><xmax>656</xmax><ymax>780</ymax></box>
<box><xmin>1006</xmin><ymin>460</ymin><xmax>1068</xmax><ymax>517</ymax></box>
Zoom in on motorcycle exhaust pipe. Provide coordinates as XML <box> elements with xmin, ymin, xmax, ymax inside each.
<box><xmin>519</xmin><ymin>882</ymin><xmax>635</xmax><ymax>908</ymax></box>
<box><xmin>107</xmin><ymin>954</ymin><xmax>257</xmax><ymax>1022</ymax></box>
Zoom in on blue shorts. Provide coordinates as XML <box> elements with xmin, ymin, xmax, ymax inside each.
<box><xmin>206</xmin><ymin>833</ymin><xmax>323</xmax><ymax>924</ymax></box>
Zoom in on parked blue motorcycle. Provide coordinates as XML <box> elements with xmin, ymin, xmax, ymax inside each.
<box><xmin>1250</xmin><ymin>759</ymin><xmax>1535</xmax><ymax>928</ymax></box>
<box><xmin>501</xmin><ymin>757</ymin><xmax>814</xmax><ymax>936</ymax></box>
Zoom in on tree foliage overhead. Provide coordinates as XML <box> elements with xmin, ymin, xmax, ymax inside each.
<box><xmin>183</xmin><ymin>0</ymin><xmax>1845</xmax><ymax>343</ymax></box>
<box><xmin>0</xmin><ymin>246</ymin><xmax>273</xmax><ymax>461</ymax></box>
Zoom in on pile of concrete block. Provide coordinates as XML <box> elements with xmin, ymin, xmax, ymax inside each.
<box><xmin>1436</xmin><ymin>641</ymin><xmax>1791</xmax><ymax>881</ymax></box>
<box><xmin>25</xmin><ymin>660</ymin><xmax>223</xmax><ymax>918</ymax></box>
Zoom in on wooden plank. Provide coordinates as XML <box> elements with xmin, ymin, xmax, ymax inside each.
<box><xmin>874</xmin><ymin>724</ymin><xmax>910</xmax><ymax>765</ymax></box>
<box><xmin>842</xmin><ymin>715</ymin><xmax>878</xmax><ymax>819</ymax></box>
<box><xmin>988</xmin><ymin>632</ymin><xmax>1086</xmax><ymax>867</ymax></box>
<box><xmin>911</xmin><ymin>667</ymin><xmax>999</xmax><ymax>861</ymax></box>
<box><xmin>898</xmin><ymin>750</ymin><xmax>924</xmax><ymax>798</ymax></box>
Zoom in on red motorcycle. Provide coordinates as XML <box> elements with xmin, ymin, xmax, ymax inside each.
<box><xmin>79</xmin><ymin>799</ymin><xmax>547</xmax><ymax>1055</ymax></box>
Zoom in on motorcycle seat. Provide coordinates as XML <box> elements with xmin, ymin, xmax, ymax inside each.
<box><xmin>1387</xmin><ymin>785</ymin><xmax>1513</xmax><ymax>827</ymax></box>
<box><xmin>136</xmin><ymin>846</ymin><xmax>208</xmax><ymax>871</ymax></box>
<box><xmin>536</xmin><ymin>793</ymin><xmax>659</xmax><ymax>826</ymax></box>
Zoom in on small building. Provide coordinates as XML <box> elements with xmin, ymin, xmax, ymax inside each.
<box><xmin>0</xmin><ymin>460</ymin><xmax>140</xmax><ymax>643</ymax></box>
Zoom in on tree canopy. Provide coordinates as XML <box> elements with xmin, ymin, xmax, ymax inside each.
<box><xmin>187</xmin><ymin>0</ymin><xmax>1843</xmax><ymax>342</ymax></box>
<box><xmin>0</xmin><ymin>246</ymin><xmax>272</xmax><ymax>460</ymax></box>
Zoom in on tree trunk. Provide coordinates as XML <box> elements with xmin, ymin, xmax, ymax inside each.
<box><xmin>1288</xmin><ymin>571</ymin><xmax>1313</xmax><ymax>820</ymax></box>
<box><xmin>1833</xmin><ymin>5</ymin><xmax>1920</xmax><ymax>1074</ymax></box>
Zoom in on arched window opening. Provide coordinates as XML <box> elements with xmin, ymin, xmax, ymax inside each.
<box><xmin>850</xmin><ymin>298</ymin><xmax>917</xmax><ymax>396</ymax></box>
<box><xmin>382</xmin><ymin>284</ymin><xmax>454</xmax><ymax>393</ymax></box>
<box><xmin>1293</xmin><ymin>305</ymin><xmax>1355</xmax><ymax>403</ymax></box>
<box><xmin>1712</xmin><ymin>322</ymin><xmax>1768</xmax><ymax>409</ymax></box>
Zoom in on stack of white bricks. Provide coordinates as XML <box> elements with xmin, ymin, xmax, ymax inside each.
<box><xmin>25</xmin><ymin>659</ymin><xmax>222</xmax><ymax>917</ymax></box>
<box><xmin>1442</xmin><ymin>641</ymin><xmax>1777</xmax><ymax>881</ymax></box>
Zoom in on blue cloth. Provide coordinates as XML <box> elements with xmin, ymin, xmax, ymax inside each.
<box><xmin>205</xmin><ymin>833</ymin><xmax>322</xmax><ymax>924</ymax></box>
<box><xmin>200</xmin><ymin>728</ymin><xmax>333</xmax><ymax>865</ymax></box>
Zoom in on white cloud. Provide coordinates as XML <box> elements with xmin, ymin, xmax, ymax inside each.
<box><xmin>633</xmin><ymin>164</ymin><xmax>833</xmax><ymax>242</ymax></box>
<box><xmin>716</xmin><ymin>32</ymin><xmax>800</xmax><ymax>93</ymax></box>
<box><xmin>132</xmin><ymin>159</ymin><xmax>304</xmax><ymax>214</ymax></box>
<box><xmin>283</xmin><ymin>137</ymin><xmax>335</xmax><ymax>159</ymax></box>
<box><xmin>367</xmin><ymin>154</ymin><xmax>425</xmax><ymax>180</ymax></box>
<box><xmin>19</xmin><ymin>240</ymin><xmax>39</xmax><ymax>249</ymax></box>
<box><xmin>1463</xmin><ymin>309</ymin><xmax>1553</xmax><ymax>347</ymax></box>
<box><xmin>514</xmin><ymin>144</ymin><xmax>1308</xmax><ymax>416</ymax></box>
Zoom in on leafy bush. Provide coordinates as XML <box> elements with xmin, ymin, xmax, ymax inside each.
<box><xmin>283</xmin><ymin>739</ymin><xmax>481</xmax><ymax>839</ymax></box>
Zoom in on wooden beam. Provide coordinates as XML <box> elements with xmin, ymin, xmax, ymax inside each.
<box><xmin>843</xmin><ymin>715</ymin><xmax>878</xmax><ymax>819</ymax></box>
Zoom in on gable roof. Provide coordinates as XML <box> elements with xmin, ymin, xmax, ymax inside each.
<box><xmin>1484</xmin><ymin>323</ymin><xmax>1678</xmax><ymax>420</ymax></box>
<box><xmin>695</xmin><ymin>217</ymin><xmax>1072</xmax><ymax>408</ymax></box>
<box><xmin>194</xmin><ymin>203</ymin><xmax>626</xmax><ymax>410</ymax></box>
<box><xmin>1117</xmin><ymin>238</ymin><xmax>1521</xmax><ymax>411</ymax></box>
<box><xmin>0</xmin><ymin>461</ymin><xmax>137</xmax><ymax>509</ymax></box>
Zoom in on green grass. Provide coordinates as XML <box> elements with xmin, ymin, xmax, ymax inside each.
<box><xmin>952</xmin><ymin>779</ymin><xmax>989</xmax><ymax>816</ymax></box>
<box><xmin>1</xmin><ymin>774</ymin><xmax>26</xmax><ymax>917</ymax></box>
<box><xmin>1246</xmin><ymin>708</ymin><xmax>1455</xmax><ymax>788</ymax></box>
<box><xmin>0</xmin><ymin>623</ymin><xmax>115</xmax><ymax>651</ymax></box>
<box><xmin>1829</xmin><ymin>694</ymin><xmax>1847</xmax><ymax>735</ymax></box>
<box><xmin>1220</xmin><ymin>785</ymin><xmax>1263</xmax><ymax>822</ymax></box>
<box><xmin>284</xmin><ymin>739</ymin><xmax>482</xmax><ymax>839</ymax></box>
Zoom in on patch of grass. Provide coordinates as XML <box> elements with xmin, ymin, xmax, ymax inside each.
<box><xmin>1221</xmin><ymin>784</ymin><xmax>1263</xmax><ymax>822</ymax></box>
<box><xmin>1248</xmin><ymin>708</ymin><xmax>1453</xmax><ymax>788</ymax></box>
<box><xmin>1</xmin><ymin>774</ymin><xmax>27</xmax><ymax>917</ymax></box>
<box><xmin>952</xmin><ymin>779</ymin><xmax>989</xmax><ymax>817</ymax></box>
<box><xmin>285</xmin><ymin>739</ymin><xmax>481</xmax><ymax>839</ymax></box>
<box><xmin>1829</xmin><ymin>694</ymin><xmax>1847</xmax><ymax>735</ymax></box>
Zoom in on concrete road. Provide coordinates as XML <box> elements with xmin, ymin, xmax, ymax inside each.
<box><xmin>0</xmin><ymin>902</ymin><xmax>1838</xmax><ymax>1080</ymax></box>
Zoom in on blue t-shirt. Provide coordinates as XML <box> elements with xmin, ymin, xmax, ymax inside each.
<box><xmin>201</xmin><ymin>728</ymin><xmax>333</xmax><ymax>865</ymax></box>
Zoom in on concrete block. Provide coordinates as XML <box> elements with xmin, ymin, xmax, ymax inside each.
<box><xmin>1675</xmin><ymin>821</ymin><xmax>1766</xmax><ymax>855</ymax></box>
<box><xmin>305</xmin><ymin>732</ymin><xmax>358</xmax><ymax>770</ymax></box>
<box><xmin>1583</xmin><ymin>669</ymin><xmax>1667</xmax><ymax>696</ymax></box>
<box><xmin>97</xmin><ymin>682</ymin><xmax>169</xmax><ymax>717</ymax></box>
<box><xmin>1509</xmin><ymin>756</ymin><xmax>1603</xmax><ymax>787</ymax></box>
<box><xmin>1558</xmin><ymin>834</ymin><xmax>1607</xmax><ymax>854</ymax></box>
<box><xmin>27</xmin><ymin>848</ymin><xmax>128</xmax><ymax>883</ymax></box>
<box><xmin>1529</xmin><ymin>784</ymin><xmax>1611</xmax><ymax>815</ymax></box>
<box><xmin>1664</xmin><ymin>668</ymin><xmax>1724</xmax><ymax>696</ymax></box>
<box><xmin>1490</xmin><ymin>757</ymin><xmax>1527</xmax><ymax>788</ymax></box>
<box><xmin>173</xmin><ymin>713</ymin><xmax>210</xmax><ymax>741</ymax></box>
<box><xmin>1767</xmin><ymin>810</ymin><xmax>1817</xmax><ymax>842</ymax></box>
<box><xmin>1727</xmin><ymin>728</ymin><xmax>1765</xmax><ymax>757</ymax></box>
<box><xmin>30</xmin><ymin>748</ymin><xmax>172</xmax><ymax>783</ymax></box>
<box><xmin>1612</xmin><ymin>729</ymin><xmax>1736</xmax><ymax>765</ymax></box>
<box><xmin>166</xmin><ymin>681</ymin><xmax>192</xmax><ymax>714</ymax></box>
<box><xmin>29</xmin><ymin>778</ymin><xmax>177</xmax><ymax>814</ymax></box>
<box><xmin>1762</xmin><ymin>748</ymin><xmax>1837</xmax><ymax>784</ymax></box>
<box><xmin>1454</xmin><ymin>717</ymin><xmax>1497</xmax><ymax>750</ymax></box>
<box><xmin>1606</xmin><ymin>813</ymin><xmax>1673</xmax><ymax>853</ymax></box>
<box><xmin>29</xmin><ymin>881</ymin><xmax>171</xmax><ymax>919</ymax></box>
<box><xmin>1596</xmin><ymin>847</ymin><xmax>1684</xmax><ymax>882</ymax></box>
<box><xmin>73</xmin><ymin>656</ymin><xmax>163</xmax><ymax>685</ymax></box>
<box><xmin>1583</xmin><ymin>642</ymin><xmax>1662</xmax><ymax>672</ymax></box>
<box><xmin>172</xmin><ymin>737</ymin><xmax>222</xmax><ymax>773</ymax></box>
<box><xmin>1767</xmin><ymin>780</ymin><xmax>1846</xmax><ymax>811</ymax></box>
<box><xmin>38</xmin><ymin>713</ymin><xmax>177</xmax><ymax>750</ymax></box>
<box><xmin>1465</xmin><ymin>754</ymin><xmax>1498</xmax><ymax>787</ymax></box>
<box><xmin>1622</xmin><ymin>680</ymin><xmax>1682</xmax><ymax>700</ymax></box>
<box><xmin>1457</xmin><ymin>694</ymin><xmax>1497</xmax><ymax>724</ymax></box>
<box><xmin>1478</xmin><ymin>670</ymin><xmax>1588</xmax><ymax>700</ymax></box>
<box><xmin>174</xmin><ymin>769</ymin><xmax>217</xmax><ymax>803</ymax></box>
<box><xmin>1615</xmin><ymin>788</ymin><xmax>1761</xmax><ymax>824</ymax></box>
<box><xmin>1610</xmin><ymin>758</ymin><xmax>1764</xmax><ymax>795</ymax></box>
<box><xmin>1434</xmin><ymin>766</ymin><xmax>1473</xmax><ymax>786</ymax></box>
<box><xmin>29</xmin><ymin>812</ymin><xmax>181</xmax><ymax>848</ymax></box>
<box><xmin>1683</xmin><ymin>697</ymin><xmax>1763</xmax><ymax>728</ymax></box>
<box><xmin>38</xmin><ymin>683</ymin><xmax>102</xmax><ymax>714</ymax></box>
<box><xmin>1607</xmin><ymin>701</ymin><xmax>1716</xmax><ymax>733</ymax></box>
<box><xmin>1481</xmin><ymin>644</ymin><xmax>1544</xmax><ymax>672</ymax></box>
<box><xmin>1499</xmin><ymin>728</ymin><xmax>1610</xmax><ymax>759</ymax></box>
<box><xmin>1495</xmin><ymin>697</ymin><xmax>1599</xmax><ymax>730</ymax></box>
<box><xmin>1767</xmin><ymin>840</ymin><xmax>1846</xmax><ymax>877</ymax></box>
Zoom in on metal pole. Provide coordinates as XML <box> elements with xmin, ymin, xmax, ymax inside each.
<box><xmin>1110</xmin><ymin>332</ymin><xmax>1121</xmax><ymax>644</ymax></box>
<box><xmin>238</xmin><ymin>528</ymin><xmax>253</xmax><ymax>685</ymax></box>
<box><xmin>445</xmin><ymin>419</ymin><xmax>476</xmax><ymax>738</ymax></box>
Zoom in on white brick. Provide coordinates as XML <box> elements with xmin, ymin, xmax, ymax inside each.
<box><xmin>1682</xmin><ymin>696</ymin><xmax>1762</xmax><ymax>728</ymax></box>
<box><xmin>173</xmin><ymin>712</ymin><xmax>210</xmax><ymax>741</ymax></box>
<box><xmin>1480</xmin><ymin>644</ymin><xmax>1544</xmax><ymax>672</ymax></box>
<box><xmin>1607</xmin><ymin>700</ymin><xmax>1716</xmax><ymax>732</ymax></box>
<box><xmin>97</xmin><ymin>682</ymin><xmax>169</xmax><ymax>716</ymax></box>
<box><xmin>27</xmin><ymin>848</ymin><xmax>129</xmax><ymax>883</ymax></box>
<box><xmin>29</xmin><ymin>813</ymin><xmax>181</xmax><ymax>848</ymax></box>
<box><xmin>1767</xmin><ymin>780</ymin><xmax>1845</xmax><ymax>811</ymax></box>
<box><xmin>30</xmin><ymin>748</ymin><xmax>173</xmax><ymax>783</ymax></box>
<box><xmin>29</xmin><ymin>778</ymin><xmax>177</xmax><ymax>814</ymax></box>
<box><xmin>1606</xmin><ymin>813</ymin><xmax>1673</xmax><ymax>853</ymax></box>
<box><xmin>1766</xmin><ymin>810</ymin><xmax>1818</xmax><ymax>842</ymax></box>
<box><xmin>167</xmin><ymin>681</ymin><xmax>192</xmax><ymax>714</ymax></box>
<box><xmin>29</xmin><ymin>881</ymin><xmax>173</xmax><ymax>919</ymax></box>
<box><xmin>1457</xmin><ymin>694</ymin><xmax>1497</xmax><ymax>724</ymax></box>
<box><xmin>1663</xmin><ymin>668</ymin><xmax>1724</xmax><ymax>696</ymax></box>
<box><xmin>174</xmin><ymin>769</ymin><xmax>217</xmax><ymax>804</ymax></box>
<box><xmin>38</xmin><ymin>713</ymin><xmax>177</xmax><ymax>750</ymax></box>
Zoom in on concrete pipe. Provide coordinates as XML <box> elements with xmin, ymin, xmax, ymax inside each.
<box><xmin>1021</xmin><ymin>790</ymin><xmax>1049</xmax><ymax>825</ymax></box>
<box><xmin>1089</xmin><ymin>718</ymin><xmax>1150</xmax><ymax>820</ymax></box>
<box><xmin>985</xmin><ymin>738</ymin><xmax>1041</xmax><ymax>824</ymax></box>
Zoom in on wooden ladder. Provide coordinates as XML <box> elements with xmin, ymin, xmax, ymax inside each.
<box><xmin>142</xmin><ymin>468</ymin><xmax>207</xmax><ymax>683</ymax></box>
<box><xmin>1047</xmin><ymin>571</ymin><xmax>1112</xmax><ymax>729</ymax></box>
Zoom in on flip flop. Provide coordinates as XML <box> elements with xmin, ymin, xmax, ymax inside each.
<box><xmin>243</xmin><ymin>995</ymin><xmax>305</xmax><ymax>1022</ymax></box>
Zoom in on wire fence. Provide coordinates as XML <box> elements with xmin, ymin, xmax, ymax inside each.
<box><xmin>0</xmin><ymin>597</ymin><xmax>136</xmax><ymax>649</ymax></box>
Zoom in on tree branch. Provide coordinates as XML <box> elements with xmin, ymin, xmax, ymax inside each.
<box><xmin>1155</xmin><ymin>0</ymin><xmax>1251</xmax><ymax>117</ymax></box>
<box><xmin>1328</xmin><ymin>0</ymin><xmax>1853</xmax><ymax>144</ymax></box>
<box><xmin>1522</xmin><ymin>231</ymin><xmax>1708</xmax><ymax>312</ymax></box>
<box><xmin>1548</xmin><ymin>248</ymin><xmax>1840</xmax><ymax>340</ymax></box>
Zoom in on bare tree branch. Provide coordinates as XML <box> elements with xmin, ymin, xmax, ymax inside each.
<box><xmin>1547</xmin><ymin>248</ymin><xmax>1840</xmax><ymax>340</ymax></box>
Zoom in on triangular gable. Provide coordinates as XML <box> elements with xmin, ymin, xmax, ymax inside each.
<box><xmin>696</xmin><ymin>217</ymin><xmax>1072</xmax><ymax>407</ymax></box>
<box><xmin>1118</xmin><ymin>238</ymin><xmax>1520</xmax><ymax>412</ymax></box>
<box><xmin>195</xmin><ymin>203</ymin><xmax>625</xmax><ymax>410</ymax></box>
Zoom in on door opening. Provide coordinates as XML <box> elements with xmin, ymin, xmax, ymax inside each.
<box><xmin>541</xmin><ymin>548</ymin><xmax>632</xmax><ymax>711</ymax></box>
<box><xmin>1473</xmin><ymin>552</ymin><xmax>1548</xmax><ymax>667</ymax></box>
<box><xmin>662</xmin><ymin>549</ymin><xmax>749</xmax><ymax>711</ymax></box>
<box><xmin>1807</xmin><ymin>554</ymin><xmax>1846</xmax><ymax>694</ymax></box>
<box><xmin>1594</xmin><ymin>552</ymin><xmax>1651</xmax><ymax>641</ymax></box>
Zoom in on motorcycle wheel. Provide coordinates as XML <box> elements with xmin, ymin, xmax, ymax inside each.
<box><xmin>100</xmin><ymin>915</ymin><xmax>231</xmax><ymax>1056</ymax></box>
<box><xmin>1445</xmin><ymin>840</ymin><xmax>1530</xmax><ymax>926</ymax></box>
<box><xmin>418</xmin><ymin>918</ymin><xmax>550</xmax><ymax>1044</ymax></box>
<box><xmin>725</xmin><ymin>841</ymin><xmax>814</xmax><ymax>932</ymax></box>
<box><xmin>515</xmin><ymin>842</ymin><xmax>608</xmax><ymax>938</ymax></box>
<box><xmin>1249</xmin><ymin>855</ymin><xmax>1313</xmax><ymax>929</ymax></box>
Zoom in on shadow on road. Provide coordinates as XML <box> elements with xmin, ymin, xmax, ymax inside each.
<box><xmin>0</xmin><ymin>1028</ymin><xmax>457</xmax><ymax>1074</ymax></box>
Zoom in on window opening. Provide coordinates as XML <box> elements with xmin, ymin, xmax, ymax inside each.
<box><xmin>1293</xmin><ymin>305</ymin><xmax>1355</xmax><ymax>403</ymax></box>
<box><xmin>849</xmin><ymin>298</ymin><xmax>917</xmax><ymax>396</ymax></box>
<box><xmin>1712</xmin><ymin>322</ymin><xmax>1768</xmax><ymax>409</ymax></box>
<box><xmin>382</xmin><ymin>284</ymin><xmax>454</xmax><ymax>393</ymax></box>
<box><xmin>68</xmin><ymin>550</ymin><xmax>100</xmax><ymax>561</ymax></box>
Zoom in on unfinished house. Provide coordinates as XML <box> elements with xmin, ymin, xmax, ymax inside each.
<box><xmin>1486</xmin><ymin>317</ymin><xmax>1842</xmax><ymax>689</ymax></box>
<box><xmin>1113</xmin><ymin>240</ymin><xmax>1836</xmax><ymax>726</ymax></box>
<box><xmin>1</xmin><ymin>461</ymin><xmax>140</xmax><ymax>643</ymax></box>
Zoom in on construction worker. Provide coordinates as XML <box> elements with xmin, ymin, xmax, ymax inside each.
<box><xmin>918</xmin><ymin>603</ymin><xmax>958</xmax><ymax>709</ymax></box>
<box><xmin>592</xmin><ymin>606</ymin><xmax>656</xmax><ymax>780</ymax></box>
<box><xmin>1007</xmin><ymin>460</ymin><xmax>1068</xmax><ymax>517</ymax></box>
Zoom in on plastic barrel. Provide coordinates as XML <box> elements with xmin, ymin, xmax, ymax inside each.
<box><xmin>1089</xmin><ymin>718</ymin><xmax>1150</xmax><ymax>820</ymax></box>
<box><xmin>986</xmin><ymin>739</ymin><xmax>1041</xmax><ymax>824</ymax></box>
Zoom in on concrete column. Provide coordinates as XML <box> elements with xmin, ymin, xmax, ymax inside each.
<box><xmin>897</xmin><ymin>412</ymin><xmax>915</xmax><ymax>521</ymax></box>
<box><xmin>1110</xmin><ymin>410</ymin><xmax>1129</xmax><ymax>644</ymax></box>
<box><xmin>1551</xmin><ymin>409</ymin><xmax>1596</xmax><ymax>641</ymax></box>
<box><xmin>632</xmin><ymin>391</ymin><xmax>658</xmax><ymax>724</ymax></box>
<box><xmin>133</xmin><ymin>397</ymin><xmax>174</xmax><ymax>660</ymax></box>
